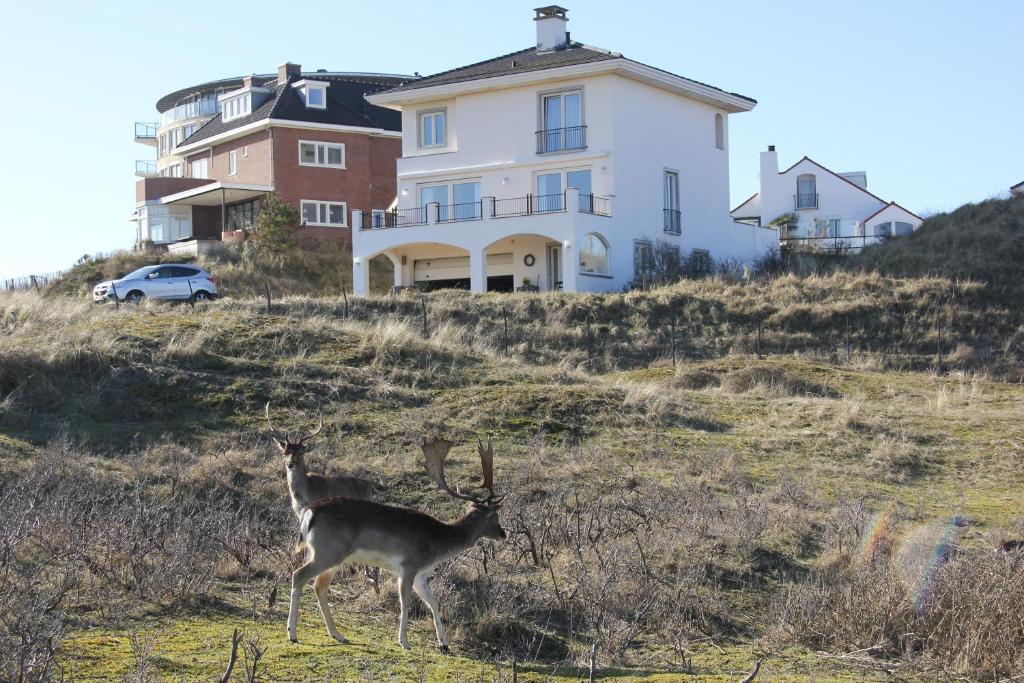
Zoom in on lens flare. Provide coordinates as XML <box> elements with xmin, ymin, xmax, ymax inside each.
<box><xmin>895</xmin><ymin>515</ymin><xmax>966</xmax><ymax>613</ymax></box>
<box><xmin>857</xmin><ymin>502</ymin><xmax>896</xmax><ymax>563</ymax></box>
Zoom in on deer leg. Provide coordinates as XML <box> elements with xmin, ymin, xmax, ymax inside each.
<box><xmin>397</xmin><ymin>573</ymin><xmax>414</xmax><ymax>650</ymax></box>
<box><xmin>313</xmin><ymin>569</ymin><xmax>346</xmax><ymax>643</ymax></box>
<box><xmin>287</xmin><ymin>559</ymin><xmax>324</xmax><ymax>643</ymax></box>
<box><xmin>413</xmin><ymin>574</ymin><xmax>448</xmax><ymax>650</ymax></box>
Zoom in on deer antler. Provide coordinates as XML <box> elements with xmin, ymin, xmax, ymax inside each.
<box><xmin>422</xmin><ymin>438</ymin><xmax>481</xmax><ymax>503</ymax></box>
<box><xmin>477</xmin><ymin>435</ymin><xmax>495</xmax><ymax>498</ymax></box>
<box><xmin>265</xmin><ymin>402</ymin><xmax>289</xmax><ymax>443</ymax></box>
<box><xmin>298</xmin><ymin>409</ymin><xmax>324</xmax><ymax>445</ymax></box>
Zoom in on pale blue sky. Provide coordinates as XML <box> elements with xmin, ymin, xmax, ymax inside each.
<box><xmin>0</xmin><ymin>0</ymin><xmax>1020</xmax><ymax>278</ymax></box>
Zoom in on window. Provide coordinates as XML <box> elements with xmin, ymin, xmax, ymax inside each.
<box><xmin>874</xmin><ymin>222</ymin><xmax>893</xmax><ymax>239</ymax></box>
<box><xmin>796</xmin><ymin>174</ymin><xmax>817</xmax><ymax>209</ymax></box>
<box><xmin>664</xmin><ymin>170</ymin><xmax>681</xmax><ymax>233</ymax></box>
<box><xmin>226</xmin><ymin>200</ymin><xmax>261</xmax><ymax>232</ymax></box>
<box><xmin>305</xmin><ymin>84</ymin><xmax>326</xmax><ymax>108</ymax></box>
<box><xmin>539</xmin><ymin>90</ymin><xmax>583</xmax><ymax>152</ymax></box>
<box><xmin>714</xmin><ymin>113</ymin><xmax>725</xmax><ymax>149</ymax></box>
<box><xmin>298</xmin><ymin>140</ymin><xmax>345</xmax><ymax>168</ymax></box>
<box><xmin>169</xmin><ymin>266</ymin><xmax>200</xmax><ymax>278</ymax></box>
<box><xmin>222</xmin><ymin>94</ymin><xmax>251</xmax><ymax>122</ymax></box>
<box><xmin>419</xmin><ymin>180</ymin><xmax>481</xmax><ymax>221</ymax></box>
<box><xmin>633</xmin><ymin>239</ymin><xmax>654</xmax><ymax>282</ymax></box>
<box><xmin>159</xmin><ymin>164</ymin><xmax>182</xmax><ymax>178</ymax></box>
<box><xmin>579</xmin><ymin>233</ymin><xmax>609</xmax><ymax>275</ymax></box>
<box><xmin>189</xmin><ymin>158</ymin><xmax>208</xmax><ymax>179</ymax></box>
<box><xmin>228</xmin><ymin>150</ymin><xmax>237</xmax><ymax>176</ymax></box>
<box><xmin>690</xmin><ymin>249</ymin><xmax>712</xmax><ymax>276</ymax></box>
<box><xmin>158</xmin><ymin>128</ymin><xmax>180</xmax><ymax>158</ymax></box>
<box><xmin>536</xmin><ymin>168</ymin><xmax>590</xmax><ymax>212</ymax></box>
<box><xmin>300</xmin><ymin>200</ymin><xmax>347</xmax><ymax>227</ymax></box>
<box><xmin>182</xmin><ymin>123</ymin><xmax>199</xmax><ymax>140</ymax></box>
<box><xmin>894</xmin><ymin>221</ymin><xmax>914</xmax><ymax>237</ymax></box>
<box><xmin>242</xmin><ymin>146</ymin><xmax>248</xmax><ymax>157</ymax></box>
<box><xmin>371</xmin><ymin>209</ymin><xmax>386</xmax><ymax>228</ymax></box>
<box><xmin>419</xmin><ymin>110</ymin><xmax>447</xmax><ymax>148</ymax></box>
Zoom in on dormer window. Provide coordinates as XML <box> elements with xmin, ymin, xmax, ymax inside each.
<box><xmin>294</xmin><ymin>80</ymin><xmax>329</xmax><ymax>109</ymax></box>
<box><xmin>221</xmin><ymin>93</ymin><xmax>251</xmax><ymax>122</ymax></box>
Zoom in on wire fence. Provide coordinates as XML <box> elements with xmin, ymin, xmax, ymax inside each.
<box><xmin>2</xmin><ymin>271</ymin><xmax>63</xmax><ymax>292</ymax></box>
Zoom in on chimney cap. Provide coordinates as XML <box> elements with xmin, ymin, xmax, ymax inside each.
<box><xmin>534</xmin><ymin>5</ymin><xmax>569</xmax><ymax>20</ymax></box>
<box><xmin>768</xmin><ymin>145</ymin><xmax>776</xmax><ymax>152</ymax></box>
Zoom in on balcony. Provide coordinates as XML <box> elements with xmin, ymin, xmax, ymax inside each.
<box><xmin>536</xmin><ymin>125</ymin><xmax>587</xmax><ymax>154</ymax></box>
<box><xmin>356</xmin><ymin>190</ymin><xmax>611</xmax><ymax>231</ymax></box>
<box><xmin>135</xmin><ymin>160</ymin><xmax>158</xmax><ymax>178</ymax></box>
<box><xmin>663</xmin><ymin>208</ymin><xmax>681</xmax><ymax>234</ymax></box>
<box><xmin>794</xmin><ymin>193</ymin><xmax>819</xmax><ymax>210</ymax></box>
<box><xmin>160</xmin><ymin>98</ymin><xmax>220</xmax><ymax>126</ymax></box>
<box><xmin>135</xmin><ymin>122</ymin><xmax>158</xmax><ymax>145</ymax></box>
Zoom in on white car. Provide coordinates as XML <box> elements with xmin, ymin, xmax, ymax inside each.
<box><xmin>93</xmin><ymin>264</ymin><xmax>218</xmax><ymax>303</ymax></box>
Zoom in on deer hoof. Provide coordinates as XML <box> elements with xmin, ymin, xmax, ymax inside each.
<box><xmin>439</xmin><ymin>644</ymin><xmax>450</xmax><ymax>654</ymax></box>
<box><xmin>331</xmin><ymin>634</ymin><xmax>348</xmax><ymax>644</ymax></box>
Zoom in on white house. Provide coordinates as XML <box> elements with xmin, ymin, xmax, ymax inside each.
<box><xmin>731</xmin><ymin>147</ymin><xmax>923</xmax><ymax>251</ymax></box>
<box><xmin>1011</xmin><ymin>180</ymin><xmax>1024</xmax><ymax>197</ymax></box>
<box><xmin>351</xmin><ymin>6</ymin><xmax>776</xmax><ymax>295</ymax></box>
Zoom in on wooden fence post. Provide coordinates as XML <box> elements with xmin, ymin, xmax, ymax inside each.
<box><xmin>187</xmin><ymin>280</ymin><xmax>195</xmax><ymax>312</ymax></box>
<box><xmin>503</xmin><ymin>306</ymin><xmax>509</xmax><ymax>357</ymax></box>
<box><xmin>420</xmin><ymin>295</ymin><xmax>428</xmax><ymax>338</ymax></box>
<box><xmin>589</xmin><ymin>643</ymin><xmax>597</xmax><ymax>683</ymax></box>
<box><xmin>756</xmin><ymin>322</ymin><xmax>763</xmax><ymax>359</ymax></box>
<box><xmin>341</xmin><ymin>288</ymin><xmax>349</xmax><ymax>319</ymax></box>
<box><xmin>264</xmin><ymin>282</ymin><xmax>271</xmax><ymax>313</ymax></box>
<box><xmin>671</xmin><ymin>315</ymin><xmax>677</xmax><ymax>368</ymax></box>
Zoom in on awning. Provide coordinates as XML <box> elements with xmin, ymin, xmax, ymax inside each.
<box><xmin>159</xmin><ymin>182</ymin><xmax>274</xmax><ymax>207</ymax></box>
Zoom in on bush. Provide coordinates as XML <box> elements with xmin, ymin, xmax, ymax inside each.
<box><xmin>243</xmin><ymin>192</ymin><xmax>298</xmax><ymax>263</ymax></box>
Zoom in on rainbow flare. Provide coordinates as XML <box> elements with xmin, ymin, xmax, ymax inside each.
<box><xmin>912</xmin><ymin>515</ymin><xmax>966</xmax><ymax>613</ymax></box>
<box><xmin>858</xmin><ymin>502</ymin><xmax>896</xmax><ymax>563</ymax></box>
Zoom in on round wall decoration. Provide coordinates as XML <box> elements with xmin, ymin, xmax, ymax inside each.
<box><xmin>523</xmin><ymin>254</ymin><xmax>536</xmax><ymax>266</ymax></box>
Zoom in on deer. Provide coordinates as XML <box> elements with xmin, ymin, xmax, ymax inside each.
<box><xmin>265</xmin><ymin>402</ymin><xmax>375</xmax><ymax>518</ymax></box>
<box><xmin>265</xmin><ymin>402</ymin><xmax>378</xmax><ymax>592</ymax></box>
<box><xmin>286</xmin><ymin>435</ymin><xmax>505</xmax><ymax>651</ymax></box>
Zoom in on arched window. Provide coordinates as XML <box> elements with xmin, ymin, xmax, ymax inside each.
<box><xmin>579</xmin><ymin>233</ymin><xmax>609</xmax><ymax>275</ymax></box>
<box><xmin>796</xmin><ymin>174</ymin><xmax>817</xmax><ymax>209</ymax></box>
<box><xmin>714</xmin><ymin>113</ymin><xmax>725</xmax><ymax>149</ymax></box>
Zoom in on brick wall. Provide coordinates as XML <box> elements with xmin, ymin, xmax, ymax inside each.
<box><xmin>209</xmin><ymin>130</ymin><xmax>273</xmax><ymax>185</ymax></box>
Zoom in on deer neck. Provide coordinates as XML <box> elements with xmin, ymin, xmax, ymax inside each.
<box><xmin>286</xmin><ymin>464</ymin><xmax>312</xmax><ymax>512</ymax></box>
<box><xmin>443</xmin><ymin>508</ymin><xmax>491</xmax><ymax>555</ymax></box>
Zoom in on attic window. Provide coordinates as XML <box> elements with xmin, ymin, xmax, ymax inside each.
<box><xmin>222</xmin><ymin>93</ymin><xmax>251</xmax><ymax>122</ymax></box>
<box><xmin>295</xmin><ymin>80</ymin><xmax>328</xmax><ymax>109</ymax></box>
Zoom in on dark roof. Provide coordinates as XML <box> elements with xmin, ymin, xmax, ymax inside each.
<box><xmin>382</xmin><ymin>41</ymin><xmax>756</xmax><ymax>105</ymax></box>
<box><xmin>179</xmin><ymin>75</ymin><xmax>406</xmax><ymax>147</ymax></box>
<box><xmin>1012</xmin><ymin>180</ymin><xmax>1024</xmax><ymax>190</ymax></box>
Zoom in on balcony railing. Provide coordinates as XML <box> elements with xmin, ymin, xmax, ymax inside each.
<box><xmin>493</xmin><ymin>193</ymin><xmax>565</xmax><ymax>218</ymax></box>
<box><xmin>436</xmin><ymin>201</ymin><xmax>483</xmax><ymax>222</ymax></box>
<box><xmin>663</xmin><ymin>208</ymin><xmax>681</xmax><ymax>234</ymax></box>
<box><xmin>536</xmin><ymin>125</ymin><xmax>587</xmax><ymax>154</ymax></box>
<box><xmin>160</xmin><ymin>99</ymin><xmax>220</xmax><ymax>126</ymax></box>
<box><xmin>134</xmin><ymin>160</ymin><xmax>158</xmax><ymax>177</ymax></box>
<box><xmin>579</xmin><ymin>193</ymin><xmax>611</xmax><ymax>216</ymax></box>
<box><xmin>795</xmin><ymin>193</ymin><xmax>819</xmax><ymax>210</ymax></box>
<box><xmin>135</xmin><ymin>122</ymin><xmax>158</xmax><ymax>143</ymax></box>
<box><xmin>362</xmin><ymin>207</ymin><xmax>428</xmax><ymax>229</ymax></box>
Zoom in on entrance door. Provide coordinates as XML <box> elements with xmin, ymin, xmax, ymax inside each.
<box><xmin>546</xmin><ymin>244</ymin><xmax>562</xmax><ymax>290</ymax></box>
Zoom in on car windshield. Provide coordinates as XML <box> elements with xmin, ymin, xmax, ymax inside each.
<box><xmin>121</xmin><ymin>266</ymin><xmax>160</xmax><ymax>280</ymax></box>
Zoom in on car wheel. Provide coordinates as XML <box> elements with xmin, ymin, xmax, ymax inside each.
<box><xmin>193</xmin><ymin>290</ymin><xmax>211</xmax><ymax>302</ymax></box>
<box><xmin>125</xmin><ymin>290</ymin><xmax>145</xmax><ymax>304</ymax></box>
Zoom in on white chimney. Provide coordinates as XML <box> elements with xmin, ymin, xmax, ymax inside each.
<box><xmin>534</xmin><ymin>5</ymin><xmax>569</xmax><ymax>51</ymax></box>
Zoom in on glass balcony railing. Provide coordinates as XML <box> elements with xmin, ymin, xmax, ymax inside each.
<box><xmin>160</xmin><ymin>99</ymin><xmax>221</xmax><ymax>126</ymax></box>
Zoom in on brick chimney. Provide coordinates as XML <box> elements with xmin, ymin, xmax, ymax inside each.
<box><xmin>534</xmin><ymin>6</ymin><xmax>568</xmax><ymax>51</ymax></box>
<box><xmin>278</xmin><ymin>62</ymin><xmax>301</xmax><ymax>82</ymax></box>
<box><xmin>242</xmin><ymin>75</ymin><xmax>254</xmax><ymax>89</ymax></box>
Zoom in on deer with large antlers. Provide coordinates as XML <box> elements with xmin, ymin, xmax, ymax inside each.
<box><xmin>286</xmin><ymin>436</ymin><xmax>505</xmax><ymax>651</ymax></box>
<box><xmin>265</xmin><ymin>402</ymin><xmax>375</xmax><ymax>518</ymax></box>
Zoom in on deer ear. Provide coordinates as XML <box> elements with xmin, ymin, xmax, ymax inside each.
<box><xmin>273</xmin><ymin>438</ymin><xmax>288</xmax><ymax>451</ymax></box>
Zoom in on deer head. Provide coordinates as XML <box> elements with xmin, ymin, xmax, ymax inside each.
<box><xmin>265</xmin><ymin>402</ymin><xmax>324</xmax><ymax>471</ymax></box>
<box><xmin>421</xmin><ymin>435</ymin><xmax>505</xmax><ymax>539</ymax></box>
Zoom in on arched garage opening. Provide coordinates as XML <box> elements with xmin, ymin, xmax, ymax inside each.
<box><xmin>484</xmin><ymin>233</ymin><xmax>564</xmax><ymax>292</ymax></box>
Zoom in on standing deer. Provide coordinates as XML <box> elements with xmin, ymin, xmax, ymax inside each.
<box><xmin>265</xmin><ymin>402</ymin><xmax>375</xmax><ymax>517</ymax></box>
<box><xmin>265</xmin><ymin>402</ymin><xmax>378</xmax><ymax>593</ymax></box>
<box><xmin>287</xmin><ymin>436</ymin><xmax>505</xmax><ymax>651</ymax></box>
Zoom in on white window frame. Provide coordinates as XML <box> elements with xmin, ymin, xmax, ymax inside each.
<box><xmin>222</xmin><ymin>94</ymin><xmax>251</xmax><ymax>123</ymax></box>
<box><xmin>298</xmin><ymin>140</ymin><xmax>346</xmax><ymax>169</ymax></box>
<box><xmin>300</xmin><ymin>199</ymin><xmax>348</xmax><ymax>227</ymax></box>
<box><xmin>371</xmin><ymin>209</ymin><xmax>386</xmax><ymax>228</ymax></box>
<box><xmin>304</xmin><ymin>84</ymin><xmax>327</xmax><ymax>109</ymax></box>
<box><xmin>189</xmin><ymin>158</ymin><xmax>208</xmax><ymax>179</ymax></box>
<box><xmin>578</xmin><ymin>232</ymin><xmax>610</xmax><ymax>276</ymax></box>
<box><xmin>228</xmin><ymin>150</ymin><xmax>237</xmax><ymax>176</ymax></box>
<box><xmin>418</xmin><ymin>109</ymin><xmax>447</xmax><ymax>149</ymax></box>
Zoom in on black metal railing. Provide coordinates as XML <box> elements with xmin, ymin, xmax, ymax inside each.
<box><xmin>663</xmin><ymin>208</ymin><xmax>681</xmax><ymax>233</ymax></box>
<box><xmin>579</xmin><ymin>193</ymin><xmax>611</xmax><ymax>216</ymax></box>
<box><xmin>435</xmin><ymin>201</ymin><xmax>483</xmax><ymax>223</ymax></box>
<box><xmin>795</xmin><ymin>193</ymin><xmax>819</xmax><ymax>210</ymax></box>
<box><xmin>362</xmin><ymin>207</ymin><xmax>428</xmax><ymax>229</ymax></box>
<box><xmin>135</xmin><ymin>160</ymin><xmax>158</xmax><ymax>176</ymax></box>
<box><xmin>536</xmin><ymin>125</ymin><xmax>587</xmax><ymax>154</ymax></box>
<box><xmin>135</xmin><ymin>122</ymin><xmax>158</xmax><ymax>139</ymax></box>
<box><xmin>493</xmin><ymin>193</ymin><xmax>566</xmax><ymax>218</ymax></box>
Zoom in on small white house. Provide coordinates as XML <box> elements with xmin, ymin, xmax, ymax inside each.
<box><xmin>1011</xmin><ymin>180</ymin><xmax>1024</xmax><ymax>197</ymax></box>
<box><xmin>731</xmin><ymin>146</ymin><xmax>922</xmax><ymax>251</ymax></box>
<box><xmin>351</xmin><ymin>6</ymin><xmax>775</xmax><ymax>294</ymax></box>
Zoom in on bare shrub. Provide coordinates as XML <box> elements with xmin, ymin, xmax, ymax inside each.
<box><xmin>720</xmin><ymin>365</ymin><xmax>836</xmax><ymax>397</ymax></box>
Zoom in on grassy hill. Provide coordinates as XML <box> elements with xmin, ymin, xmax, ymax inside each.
<box><xmin>848</xmin><ymin>194</ymin><xmax>1024</xmax><ymax>301</ymax></box>
<box><xmin>2</xmin><ymin>274</ymin><xmax>1023</xmax><ymax>681</ymax></box>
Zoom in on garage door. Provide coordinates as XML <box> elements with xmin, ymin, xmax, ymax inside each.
<box><xmin>413</xmin><ymin>253</ymin><xmax>513</xmax><ymax>282</ymax></box>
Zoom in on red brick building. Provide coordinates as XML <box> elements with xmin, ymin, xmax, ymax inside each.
<box><xmin>132</xmin><ymin>63</ymin><xmax>412</xmax><ymax>251</ymax></box>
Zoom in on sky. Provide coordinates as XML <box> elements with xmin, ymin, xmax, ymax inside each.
<box><xmin>0</xmin><ymin>0</ymin><xmax>1021</xmax><ymax>279</ymax></box>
